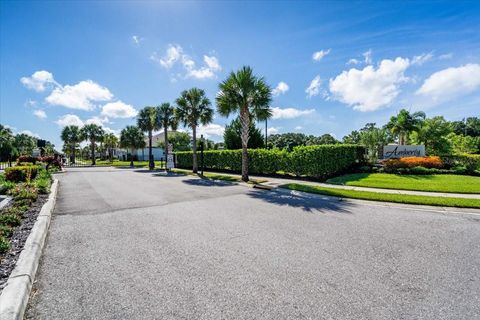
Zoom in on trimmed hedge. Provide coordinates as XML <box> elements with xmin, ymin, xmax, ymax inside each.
<box><xmin>5</xmin><ymin>165</ymin><xmax>38</xmax><ymax>182</ymax></box>
<box><xmin>441</xmin><ymin>154</ymin><xmax>480</xmax><ymax>172</ymax></box>
<box><xmin>176</xmin><ymin>145</ymin><xmax>364</xmax><ymax>179</ymax></box>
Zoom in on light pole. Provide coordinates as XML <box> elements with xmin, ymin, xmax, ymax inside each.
<box><xmin>200</xmin><ymin>134</ymin><xmax>205</xmax><ymax>176</ymax></box>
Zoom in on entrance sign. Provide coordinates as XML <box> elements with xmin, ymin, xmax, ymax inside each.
<box><xmin>32</xmin><ymin>148</ymin><xmax>41</xmax><ymax>157</ymax></box>
<box><xmin>383</xmin><ymin>145</ymin><xmax>425</xmax><ymax>159</ymax></box>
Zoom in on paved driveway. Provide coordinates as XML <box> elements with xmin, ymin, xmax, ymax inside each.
<box><xmin>27</xmin><ymin>167</ymin><xmax>480</xmax><ymax>319</ymax></box>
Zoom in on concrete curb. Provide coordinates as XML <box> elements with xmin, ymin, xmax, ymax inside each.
<box><xmin>0</xmin><ymin>196</ymin><xmax>12</xmax><ymax>211</ymax></box>
<box><xmin>0</xmin><ymin>179</ymin><xmax>59</xmax><ymax>320</ymax></box>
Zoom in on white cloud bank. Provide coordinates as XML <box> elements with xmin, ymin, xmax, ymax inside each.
<box><xmin>196</xmin><ymin>123</ymin><xmax>225</xmax><ymax>138</ymax></box>
<box><xmin>20</xmin><ymin>70</ymin><xmax>58</xmax><ymax>92</ymax></box>
<box><xmin>46</xmin><ymin>80</ymin><xmax>113</xmax><ymax>111</ymax></box>
<box><xmin>312</xmin><ymin>49</ymin><xmax>330</xmax><ymax>61</ymax></box>
<box><xmin>33</xmin><ymin>109</ymin><xmax>47</xmax><ymax>119</ymax></box>
<box><xmin>56</xmin><ymin>114</ymin><xmax>84</xmax><ymax>127</ymax></box>
<box><xmin>272</xmin><ymin>82</ymin><xmax>289</xmax><ymax>97</ymax></box>
<box><xmin>271</xmin><ymin>107</ymin><xmax>314</xmax><ymax>119</ymax></box>
<box><xmin>305</xmin><ymin>76</ymin><xmax>322</xmax><ymax>98</ymax></box>
<box><xmin>416</xmin><ymin>64</ymin><xmax>480</xmax><ymax>104</ymax></box>
<box><xmin>329</xmin><ymin>57</ymin><xmax>410</xmax><ymax>112</ymax></box>
<box><xmin>151</xmin><ymin>44</ymin><xmax>222</xmax><ymax>80</ymax></box>
<box><xmin>101</xmin><ymin>101</ymin><xmax>138</xmax><ymax>118</ymax></box>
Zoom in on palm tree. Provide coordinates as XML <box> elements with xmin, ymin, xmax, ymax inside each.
<box><xmin>157</xmin><ymin>103</ymin><xmax>178</xmax><ymax>168</ymax></box>
<box><xmin>176</xmin><ymin>88</ymin><xmax>213</xmax><ymax>173</ymax></box>
<box><xmin>103</xmin><ymin>133</ymin><xmax>119</xmax><ymax>163</ymax></box>
<box><xmin>120</xmin><ymin>126</ymin><xmax>145</xmax><ymax>167</ymax></box>
<box><xmin>216</xmin><ymin>66</ymin><xmax>272</xmax><ymax>181</ymax></box>
<box><xmin>14</xmin><ymin>133</ymin><xmax>36</xmax><ymax>156</ymax></box>
<box><xmin>80</xmin><ymin>124</ymin><xmax>105</xmax><ymax>165</ymax></box>
<box><xmin>61</xmin><ymin>125</ymin><xmax>82</xmax><ymax>164</ymax></box>
<box><xmin>137</xmin><ymin>106</ymin><xmax>160</xmax><ymax>170</ymax></box>
<box><xmin>386</xmin><ymin>109</ymin><xmax>426</xmax><ymax>145</ymax></box>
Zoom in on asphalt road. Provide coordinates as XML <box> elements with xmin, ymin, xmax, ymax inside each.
<box><xmin>26</xmin><ymin>167</ymin><xmax>480</xmax><ymax>319</ymax></box>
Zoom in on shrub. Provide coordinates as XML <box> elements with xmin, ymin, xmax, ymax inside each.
<box><xmin>0</xmin><ymin>225</ymin><xmax>13</xmax><ymax>238</ymax></box>
<box><xmin>35</xmin><ymin>168</ymin><xmax>52</xmax><ymax>194</ymax></box>
<box><xmin>16</xmin><ymin>155</ymin><xmax>37</xmax><ymax>165</ymax></box>
<box><xmin>5</xmin><ymin>165</ymin><xmax>38</xmax><ymax>182</ymax></box>
<box><xmin>0</xmin><ymin>236</ymin><xmax>9</xmax><ymax>254</ymax></box>
<box><xmin>441</xmin><ymin>154</ymin><xmax>480</xmax><ymax>173</ymax></box>
<box><xmin>8</xmin><ymin>183</ymin><xmax>38</xmax><ymax>202</ymax></box>
<box><xmin>176</xmin><ymin>145</ymin><xmax>364</xmax><ymax>179</ymax></box>
<box><xmin>383</xmin><ymin>156</ymin><xmax>443</xmax><ymax>169</ymax></box>
<box><xmin>0</xmin><ymin>214</ymin><xmax>21</xmax><ymax>227</ymax></box>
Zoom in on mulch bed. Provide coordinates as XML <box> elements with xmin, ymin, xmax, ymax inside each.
<box><xmin>0</xmin><ymin>194</ymin><xmax>48</xmax><ymax>291</ymax></box>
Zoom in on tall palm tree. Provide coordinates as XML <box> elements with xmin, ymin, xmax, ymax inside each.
<box><xmin>157</xmin><ymin>102</ymin><xmax>178</xmax><ymax>168</ymax></box>
<box><xmin>61</xmin><ymin>125</ymin><xmax>82</xmax><ymax>164</ymax></box>
<box><xmin>176</xmin><ymin>88</ymin><xmax>213</xmax><ymax>173</ymax></box>
<box><xmin>120</xmin><ymin>126</ymin><xmax>145</xmax><ymax>167</ymax></box>
<box><xmin>137</xmin><ymin>106</ymin><xmax>160</xmax><ymax>170</ymax></box>
<box><xmin>216</xmin><ymin>66</ymin><xmax>272</xmax><ymax>181</ymax></box>
<box><xmin>103</xmin><ymin>133</ymin><xmax>119</xmax><ymax>163</ymax></box>
<box><xmin>80</xmin><ymin>124</ymin><xmax>105</xmax><ymax>165</ymax></box>
<box><xmin>386</xmin><ymin>109</ymin><xmax>426</xmax><ymax>145</ymax></box>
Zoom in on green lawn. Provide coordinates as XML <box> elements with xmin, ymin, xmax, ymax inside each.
<box><xmin>281</xmin><ymin>183</ymin><xmax>480</xmax><ymax>209</ymax></box>
<box><xmin>326</xmin><ymin>173</ymin><xmax>480</xmax><ymax>194</ymax></box>
<box><xmin>172</xmin><ymin>168</ymin><xmax>268</xmax><ymax>184</ymax></box>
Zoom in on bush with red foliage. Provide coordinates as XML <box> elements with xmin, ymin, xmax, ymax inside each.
<box><xmin>383</xmin><ymin>156</ymin><xmax>444</xmax><ymax>169</ymax></box>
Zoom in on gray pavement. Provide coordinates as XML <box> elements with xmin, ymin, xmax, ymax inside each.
<box><xmin>26</xmin><ymin>167</ymin><xmax>480</xmax><ymax>319</ymax></box>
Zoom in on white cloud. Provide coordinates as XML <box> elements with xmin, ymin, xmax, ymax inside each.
<box><xmin>151</xmin><ymin>44</ymin><xmax>221</xmax><ymax>80</ymax></box>
<box><xmin>306</xmin><ymin>76</ymin><xmax>322</xmax><ymax>98</ymax></box>
<box><xmin>438</xmin><ymin>53</ymin><xmax>453</xmax><ymax>60</ymax></box>
<box><xmin>416</xmin><ymin>64</ymin><xmax>480</xmax><ymax>104</ymax></box>
<box><xmin>271</xmin><ymin>107</ymin><xmax>314</xmax><ymax>119</ymax></box>
<box><xmin>272</xmin><ymin>81</ymin><xmax>289</xmax><ymax>97</ymax></box>
<box><xmin>132</xmin><ymin>35</ymin><xmax>143</xmax><ymax>45</ymax></box>
<box><xmin>20</xmin><ymin>70</ymin><xmax>57</xmax><ymax>92</ymax></box>
<box><xmin>196</xmin><ymin>123</ymin><xmax>225</xmax><ymax>138</ymax></box>
<box><xmin>101</xmin><ymin>101</ymin><xmax>137</xmax><ymax>118</ymax></box>
<box><xmin>19</xmin><ymin>130</ymin><xmax>40</xmax><ymax>138</ymax></box>
<box><xmin>151</xmin><ymin>44</ymin><xmax>183</xmax><ymax>69</ymax></box>
<box><xmin>329</xmin><ymin>57</ymin><xmax>410</xmax><ymax>112</ymax></box>
<box><xmin>267</xmin><ymin>127</ymin><xmax>280</xmax><ymax>135</ymax></box>
<box><xmin>412</xmin><ymin>53</ymin><xmax>433</xmax><ymax>66</ymax></box>
<box><xmin>46</xmin><ymin>80</ymin><xmax>113</xmax><ymax>111</ymax></box>
<box><xmin>312</xmin><ymin>49</ymin><xmax>330</xmax><ymax>61</ymax></box>
<box><xmin>56</xmin><ymin>114</ymin><xmax>84</xmax><ymax>127</ymax></box>
<box><xmin>85</xmin><ymin>116</ymin><xmax>110</xmax><ymax>126</ymax></box>
<box><xmin>294</xmin><ymin>126</ymin><xmax>303</xmax><ymax>130</ymax></box>
<box><xmin>363</xmin><ymin>49</ymin><xmax>373</xmax><ymax>65</ymax></box>
<box><xmin>33</xmin><ymin>109</ymin><xmax>47</xmax><ymax>119</ymax></box>
<box><xmin>347</xmin><ymin>58</ymin><xmax>361</xmax><ymax>65</ymax></box>
<box><xmin>203</xmin><ymin>55</ymin><xmax>221</xmax><ymax>71</ymax></box>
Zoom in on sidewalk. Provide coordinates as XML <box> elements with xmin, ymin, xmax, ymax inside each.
<box><xmin>192</xmin><ymin>170</ymin><xmax>480</xmax><ymax>200</ymax></box>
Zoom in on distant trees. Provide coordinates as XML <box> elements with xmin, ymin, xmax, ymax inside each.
<box><xmin>176</xmin><ymin>88</ymin><xmax>213</xmax><ymax>173</ymax></box>
<box><xmin>80</xmin><ymin>124</ymin><xmax>105</xmax><ymax>165</ymax></box>
<box><xmin>266</xmin><ymin>133</ymin><xmax>338</xmax><ymax>151</ymax></box>
<box><xmin>410</xmin><ymin>116</ymin><xmax>452</xmax><ymax>155</ymax></box>
<box><xmin>120</xmin><ymin>126</ymin><xmax>145</xmax><ymax>167</ymax></box>
<box><xmin>157</xmin><ymin>132</ymin><xmax>191</xmax><ymax>152</ymax></box>
<box><xmin>359</xmin><ymin>126</ymin><xmax>388</xmax><ymax>163</ymax></box>
<box><xmin>0</xmin><ymin>125</ymin><xmax>15</xmax><ymax>164</ymax></box>
<box><xmin>385</xmin><ymin>109</ymin><xmax>426</xmax><ymax>145</ymax></box>
<box><xmin>13</xmin><ymin>133</ymin><xmax>36</xmax><ymax>155</ymax></box>
<box><xmin>103</xmin><ymin>133</ymin><xmax>119</xmax><ymax>162</ymax></box>
<box><xmin>224</xmin><ymin>118</ymin><xmax>264</xmax><ymax>150</ymax></box>
<box><xmin>61</xmin><ymin>125</ymin><xmax>83</xmax><ymax>163</ymax></box>
<box><xmin>157</xmin><ymin>103</ymin><xmax>178</xmax><ymax>164</ymax></box>
<box><xmin>217</xmin><ymin>66</ymin><xmax>272</xmax><ymax>182</ymax></box>
<box><xmin>137</xmin><ymin>106</ymin><xmax>160</xmax><ymax>170</ymax></box>
<box><xmin>342</xmin><ymin>130</ymin><xmax>361</xmax><ymax>144</ymax></box>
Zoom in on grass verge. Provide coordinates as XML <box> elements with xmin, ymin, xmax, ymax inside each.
<box><xmin>327</xmin><ymin>173</ymin><xmax>480</xmax><ymax>194</ymax></box>
<box><xmin>280</xmin><ymin>183</ymin><xmax>480</xmax><ymax>209</ymax></box>
<box><xmin>172</xmin><ymin>168</ymin><xmax>268</xmax><ymax>184</ymax></box>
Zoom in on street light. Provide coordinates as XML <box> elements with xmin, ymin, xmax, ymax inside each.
<box><xmin>200</xmin><ymin>134</ymin><xmax>205</xmax><ymax>176</ymax></box>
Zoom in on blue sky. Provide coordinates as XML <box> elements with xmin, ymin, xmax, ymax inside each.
<box><xmin>1</xmin><ymin>1</ymin><xmax>479</xmax><ymax>148</ymax></box>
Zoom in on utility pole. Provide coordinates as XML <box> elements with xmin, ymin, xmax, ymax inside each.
<box><xmin>265</xmin><ymin>118</ymin><xmax>268</xmax><ymax>148</ymax></box>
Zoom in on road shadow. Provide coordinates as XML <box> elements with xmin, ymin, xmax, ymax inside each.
<box><xmin>247</xmin><ymin>189</ymin><xmax>353</xmax><ymax>213</ymax></box>
<box><xmin>182</xmin><ymin>178</ymin><xmax>236</xmax><ymax>187</ymax></box>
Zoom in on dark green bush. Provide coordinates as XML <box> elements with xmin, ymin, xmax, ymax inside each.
<box><xmin>0</xmin><ymin>236</ymin><xmax>9</xmax><ymax>254</ymax></box>
<box><xmin>441</xmin><ymin>155</ymin><xmax>480</xmax><ymax>173</ymax></box>
<box><xmin>0</xmin><ymin>214</ymin><xmax>21</xmax><ymax>227</ymax></box>
<box><xmin>176</xmin><ymin>145</ymin><xmax>364</xmax><ymax>179</ymax></box>
<box><xmin>5</xmin><ymin>165</ymin><xmax>38</xmax><ymax>182</ymax></box>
